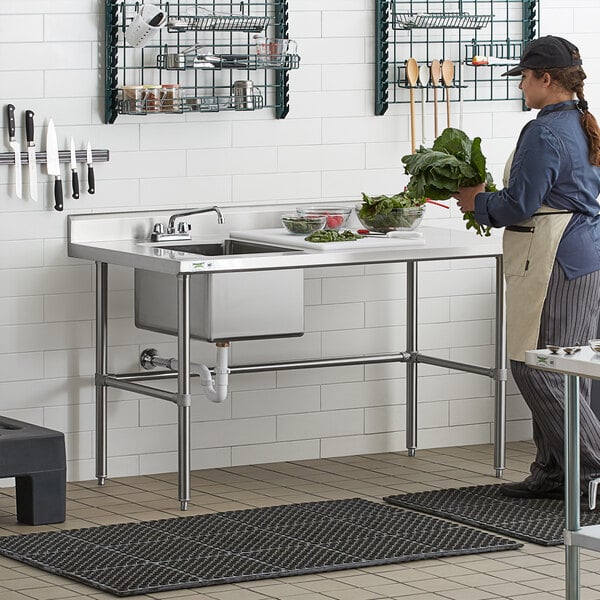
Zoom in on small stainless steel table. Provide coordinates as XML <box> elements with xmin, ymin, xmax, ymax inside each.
<box><xmin>525</xmin><ymin>347</ymin><xmax>600</xmax><ymax>600</ymax></box>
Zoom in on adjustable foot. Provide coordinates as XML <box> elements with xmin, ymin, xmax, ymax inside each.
<box><xmin>495</xmin><ymin>468</ymin><xmax>504</xmax><ymax>478</ymax></box>
<box><xmin>180</xmin><ymin>500</ymin><xmax>188</xmax><ymax>511</ymax></box>
<box><xmin>407</xmin><ymin>448</ymin><xmax>416</xmax><ymax>457</ymax></box>
<box><xmin>97</xmin><ymin>476</ymin><xmax>106</xmax><ymax>486</ymax></box>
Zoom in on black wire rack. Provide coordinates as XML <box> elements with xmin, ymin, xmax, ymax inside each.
<box><xmin>104</xmin><ymin>0</ymin><xmax>298</xmax><ymax>123</ymax></box>
<box><xmin>376</xmin><ymin>0</ymin><xmax>538</xmax><ymax>115</ymax></box>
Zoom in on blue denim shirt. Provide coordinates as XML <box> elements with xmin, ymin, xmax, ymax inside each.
<box><xmin>474</xmin><ymin>100</ymin><xmax>600</xmax><ymax>279</ymax></box>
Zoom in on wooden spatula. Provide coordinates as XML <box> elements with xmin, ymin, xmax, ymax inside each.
<box><xmin>406</xmin><ymin>58</ymin><xmax>419</xmax><ymax>154</ymax></box>
<box><xmin>441</xmin><ymin>60</ymin><xmax>455</xmax><ymax>128</ymax></box>
<box><xmin>430</xmin><ymin>59</ymin><xmax>441</xmax><ymax>139</ymax></box>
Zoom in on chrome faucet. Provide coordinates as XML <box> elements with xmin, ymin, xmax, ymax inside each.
<box><xmin>151</xmin><ymin>206</ymin><xmax>224</xmax><ymax>242</ymax></box>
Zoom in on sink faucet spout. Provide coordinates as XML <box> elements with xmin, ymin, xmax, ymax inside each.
<box><xmin>168</xmin><ymin>206</ymin><xmax>224</xmax><ymax>232</ymax></box>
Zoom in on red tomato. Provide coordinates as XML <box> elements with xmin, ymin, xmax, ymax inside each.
<box><xmin>326</xmin><ymin>215</ymin><xmax>344</xmax><ymax>228</ymax></box>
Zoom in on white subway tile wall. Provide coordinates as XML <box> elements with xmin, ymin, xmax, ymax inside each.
<box><xmin>0</xmin><ymin>1</ymin><xmax>595</xmax><ymax>482</ymax></box>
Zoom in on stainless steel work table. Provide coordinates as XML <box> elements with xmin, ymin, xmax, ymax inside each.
<box><xmin>525</xmin><ymin>347</ymin><xmax>600</xmax><ymax>600</ymax></box>
<box><xmin>68</xmin><ymin>209</ymin><xmax>507</xmax><ymax>509</ymax></box>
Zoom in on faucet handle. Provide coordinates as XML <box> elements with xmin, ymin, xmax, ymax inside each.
<box><xmin>177</xmin><ymin>221</ymin><xmax>191</xmax><ymax>234</ymax></box>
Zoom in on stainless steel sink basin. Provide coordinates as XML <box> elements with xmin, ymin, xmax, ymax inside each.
<box><xmin>135</xmin><ymin>239</ymin><xmax>304</xmax><ymax>342</ymax></box>
<box><xmin>158</xmin><ymin>239</ymin><xmax>294</xmax><ymax>256</ymax></box>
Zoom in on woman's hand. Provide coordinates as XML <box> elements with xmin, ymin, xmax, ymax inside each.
<box><xmin>453</xmin><ymin>182</ymin><xmax>486</xmax><ymax>213</ymax></box>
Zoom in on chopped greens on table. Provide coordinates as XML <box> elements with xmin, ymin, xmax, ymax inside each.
<box><xmin>305</xmin><ymin>229</ymin><xmax>363</xmax><ymax>243</ymax></box>
<box><xmin>402</xmin><ymin>128</ymin><xmax>496</xmax><ymax>237</ymax></box>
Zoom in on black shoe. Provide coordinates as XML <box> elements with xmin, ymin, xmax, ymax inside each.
<box><xmin>500</xmin><ymin>480</ymin><xmax>565</xmax><ymax>500</ymax></box>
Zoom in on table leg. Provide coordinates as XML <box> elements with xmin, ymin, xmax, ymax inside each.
<box><xmin>564</xmin><ymin>373</ymin><xmax>580</xmax><ymax>600</ymax></box>
<box><xmin>95</xmin><ymin>262</ymin><xmax>108</xmax><ymax>486</ymax></box>
<box><xmin>177</xmin><ymin>274</ymin><xmax>191</xmax><ymax>511</ymax></box>
<box><xmin>494</xmin><ymin>255</ymin><xmax>506</xmax><ymax>477</ymax></box>
<box><xmin>406</xmin><ymin>261</ymin><xmax>418</xmax><ymax>457</ymax></box>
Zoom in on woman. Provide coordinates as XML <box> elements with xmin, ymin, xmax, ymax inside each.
<box><xmin>454</xmin><ymin>36</ymin><xmax>600</xmax><ymax>499</ymax></box>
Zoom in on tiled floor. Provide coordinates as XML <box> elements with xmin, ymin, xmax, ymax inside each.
<box><xmin>1</xmin><ymin>441</ymin><xmax>599</xmax><ymax>599</ymax></box>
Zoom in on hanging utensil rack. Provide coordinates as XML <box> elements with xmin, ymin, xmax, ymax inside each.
<box><xmin>376</xmin><ymin>0</ymin><xmax>538</xmax><ymax>115</ymax></box>
<box><xmin>104</xmin><ymin>0</ymin><xmax>299</xmax><ymax>124</ymax></box>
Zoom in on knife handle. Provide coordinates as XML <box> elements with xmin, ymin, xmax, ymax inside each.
<box><xmin>88</xmin><ymin>165</ymin><xmax>95</xmax><ymax>194</ymax></box>
<box><xmin>25</xmin><ymin>110</ymin><xmax>34</xmax><ymax>144</ymax></box>
<box><xmin>7</xmin><ymin>104</ymin><xmax>15</xmax><ymax>139</ymax></box>
<box><xmin>72</xmin><ymin>169</ymin><xmax>79</xmax><ymax>199</ymax></box>
<box><xmin>54</xmin><ymin>178</ymin><xmax>63</xmax><ymax>211</ymax></box>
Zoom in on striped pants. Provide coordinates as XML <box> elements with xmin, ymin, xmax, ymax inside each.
<box><xmin>510</xmin><ymin>262</ymin><xmax>600</xmax><ymax>492</ymax></box>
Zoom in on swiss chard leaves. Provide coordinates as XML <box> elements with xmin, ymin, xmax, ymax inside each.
<box><xmin>402</xmin><ymin>128</ymin><xmax>496</xmax><ymax>236</ymax></box>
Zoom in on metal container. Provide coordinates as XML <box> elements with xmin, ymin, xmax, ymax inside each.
<box><xmin>233</xmin><ymin>80</ymin><xmax>255</xmax><ymax>110</ymax></box>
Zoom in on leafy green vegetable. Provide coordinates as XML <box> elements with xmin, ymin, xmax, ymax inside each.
<box><xmin>305</xmin><ymin>229</ymin><xmax>363</xmax><ymax>243</ymax></box>
<box><xmin>358</xmin><ymin>191</ymin><xmax>425</xmax><ymax>231</ymax></box>
<box><xmin>402</xmin><ymin>128</ymin><xmax>496</xmax><ymax>236</ymax></box>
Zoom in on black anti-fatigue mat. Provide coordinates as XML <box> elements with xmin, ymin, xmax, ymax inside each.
<box><xmin>0</xmin><ymin>498</ymin><xmax>521</xmax><ymax>596</ymax></box>
<box><xmin>384</xmin><ymin>484</ymin><xmax>600</xmax><ymax>546</ymax></box>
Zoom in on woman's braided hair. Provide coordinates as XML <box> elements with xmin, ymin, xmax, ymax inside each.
<box><xmin>534</xmin><ymin>56</ymin><xmax>600</xmax><ymax>166</ymax></box>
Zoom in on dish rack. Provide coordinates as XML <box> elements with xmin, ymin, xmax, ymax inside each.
<box><xmin>104</xmin><ymin>0</ymin><xmax>299</xmax><ymax>123</ymax></box>
<box><xmin>166</xmin><ymin>14</ymin><xmax>269</xmax><ymax>32</ymax></box>
<box><xmin>394</xmin><ymin>12</ymin><xmax>492</xmax><ymax>30</ymax></box>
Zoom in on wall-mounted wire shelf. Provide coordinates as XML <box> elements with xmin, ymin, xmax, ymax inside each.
<box><xmin>394</xmin><ymin>12</ymin><xmax>492</xmax><ymax>29</ymax></box>
<box><xmin>156</xmin><ymin>51</ymin><xmax>300</xmax><ymax>71</ymax></box>
<box><xmin>104</xmin><ymin>0</ymin><xmax>296</xmax><ymax>123</ymax></box>
<box><xmin>166</xmin><ymin>14</ymin><xmax>269</xmax><ymax>32</ymax></box>
<box><xmin>119</xmin><ymin>94</ymin><xmax>264</xmax><ymax>114</ymax></box>
<box><xmin>376</xmin><ymin>0</ymin><xmax>538</xmax><ymax>116</ymax></box>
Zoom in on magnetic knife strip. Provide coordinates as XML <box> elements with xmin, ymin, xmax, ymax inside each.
<box><xmin>0</xmin><ymin>149</ymin><xmax>110</xmax><ymax>165</ymax></box>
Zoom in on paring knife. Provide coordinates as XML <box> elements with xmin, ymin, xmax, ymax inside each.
<box><xmin>70</xmin><ymin>136</ymin><xmax>79</xmax><ymax>199</ymax></box>
<box><xmin>86</xmin><ymin>141</ymin><xmax>95</xmax><ymax>194</ymax></box>
<box><xmin>46</xmin><ymin>119</ymin><xmax>63</xmax><ymax>211</ymax></box>
<box><xmin>356</xmin><ymin>229</ymin><xmax>424</xmax><ymax>239</ymax></box>
<box><xmin>25</xmin><ymin>110</ymin><xmax>37</xmax><ymax>201</ymax></box>
<box><xmin>6</xmin><ymin>104</ymin><xmax>22</xmax><ymax>199</ymax></box>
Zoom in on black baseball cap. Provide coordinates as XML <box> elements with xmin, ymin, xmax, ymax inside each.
<box><xmin>502</xmin><ymin>35</ymin><xmax>582</xmax><ymax>76</ymax></box>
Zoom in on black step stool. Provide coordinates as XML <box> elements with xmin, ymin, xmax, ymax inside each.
<box><xmin>0</xmin><ymin>417</ymin><xmax>66</xmax><ymax>525</ymax></box>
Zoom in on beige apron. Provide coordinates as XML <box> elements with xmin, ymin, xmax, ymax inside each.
<box><xmin>502</xmin><ymin>152</ymin><xmax>572</xmax><ymax>360</ymax></box>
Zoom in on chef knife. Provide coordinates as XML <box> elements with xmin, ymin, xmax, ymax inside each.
<box><xmin>6</xmin><ymin>104</ymin><xmax>22</xmax><ymax>199</ymax></box>
<box><xmin>86</xmin><ymin>141</ymin><xmax>95</xmax><ymax>194</ymax></box>
<box><xmin>70</xmin><ymin>136</ymin><xmax>79</xmax><ymax>199</ymax></box>
<box><xmin>25</xmin><ymin>110</ymin><xmax>37</xmax><ymax>201</ymax></box>
<box><xmin>46</xmin><ymin>119</ymin><xmax>63</xmax><ymax>211</ymax></box>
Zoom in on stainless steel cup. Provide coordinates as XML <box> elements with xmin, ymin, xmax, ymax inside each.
<box><xmin>233</xmin><ymin>80</ymin><xmax>255</xmax><ymax>110</ymax></box>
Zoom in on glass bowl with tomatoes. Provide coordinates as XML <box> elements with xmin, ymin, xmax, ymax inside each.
<box><xmin>296</xmin><ymin>206</ymin><xmax>352</xmax><ymax>230</ymax></box>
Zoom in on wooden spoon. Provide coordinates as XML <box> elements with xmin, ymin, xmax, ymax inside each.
<box><xmin>441</xmin><ymin>59</ymin><xmax>455</xmax><ymax>128</ymax></box>
<box><xmin>406</xmin><ymin>58</ymin><xmax>419</xmax><ymax>154</ymax></box>
<box><xmin>430</xmin><ymin>59</ymin><xmax>441</xmax><ymax>139</ymax></box>
<box><xmin>418</xmin><ymin>64</ymin><xmax>430</xmax><ymax>146</ymax></box>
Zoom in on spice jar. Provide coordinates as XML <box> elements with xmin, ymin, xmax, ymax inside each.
<box><xmin>120</xmin><ymin>85</ymin><xmax>145</xmax><ymax>114</ymax></box>
<box><xmin>161</xmin><ymin>83</ymin><xmax>182</xmax><ymax>112</ymax></box>
<box><xmin>142</xmin><ymin>84</ymin><xmax>161</xmax><ymax>112</ymax></box>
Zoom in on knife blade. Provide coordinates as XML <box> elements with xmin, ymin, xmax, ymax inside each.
<box><xmin>46</xmin><ymin>119</ymin><xmax>63</xmax><ymax>211</ymax></box>
<box><xmin>25</xmin><ymin>110</ymin><xmax>37</xmax><ymax>201</ymax></box>
<box><xmin>86</xmin><ymin>141</ymin><xmax>95</xmax><ymax>194</ymax></box>
<box><xmin>6</xmin><ymin>104</ymin><xmax>22</xmax><ymax>199</ymax></box>
<box><xmin>70</xmin><ymin>136</ymin><xmax>79</xmax><ymax>199</ymax></box>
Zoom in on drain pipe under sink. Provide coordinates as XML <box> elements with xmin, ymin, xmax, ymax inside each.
<box><xmin>140</xmin><ymin>344</ymin><xmax>230</xmax><ymax>403</ymax></box>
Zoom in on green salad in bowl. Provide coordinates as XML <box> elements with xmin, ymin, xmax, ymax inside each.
<box><xmin>356</xmin><ymin>191</ymin><xmax>426</xmax><ymax>232</ymax></box>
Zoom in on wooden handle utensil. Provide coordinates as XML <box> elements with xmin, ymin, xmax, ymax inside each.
<box><xmin>430</xmin><ymin>59</ymin><xmax>441</xmax><ymax>138</ymax></box>
<box><xmin>406</xmin><ymin>58</ymin><xmax>419</xmax><ymax>154</ymax></box>
<box><xmin>441</xmin><ymin>59</ymin><xmax>455</xmax><ymax>128</ymax></box>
